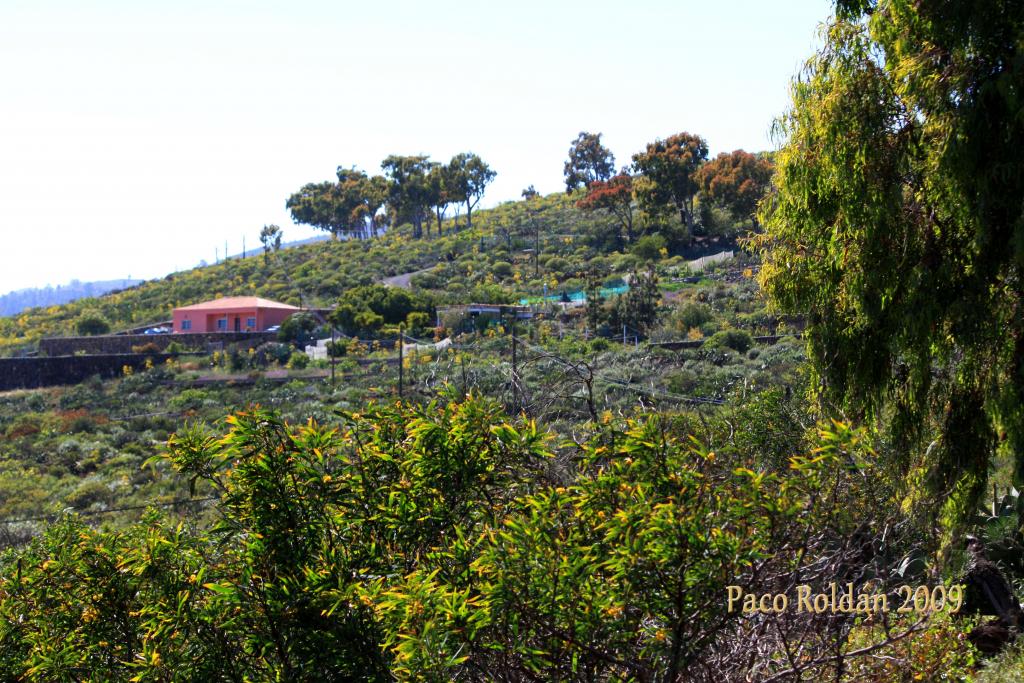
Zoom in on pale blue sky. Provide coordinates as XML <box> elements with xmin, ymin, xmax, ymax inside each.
<box><xmin>0</xmin><ymin>0</ymin><xmax>831</xmax><ymax>295</ymax></box>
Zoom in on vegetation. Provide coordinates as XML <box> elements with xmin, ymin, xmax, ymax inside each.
<box><xmin>632</xmin><ymin>132</ymin><xmax>708</xmax><ymax>241</ymax></box>
<box><xmin>0</xmin><ymin>188</ymin><xmax>757</xmax><ymax>355</ymax></box>
<box><xmin>696</xmin><ymin>150</ymin><xmax>773</xmax><ymax>226</ymax></box>
<box><xmin>2</xmin><ymin>0</ymin><xmax>1023</xmax><ymax>677</ymax></box>
<box><xmin>754</xmin><ymin>0</ymin><xmax>1024</xmax><ymax>524</ymax></box>
<box><xmin>0</xmin><ymin>396</ymin><xmax>937</xmax><ymax>681</ymax></box>
<box><xmin>563</xmin><ymin>131</ymin><xmax>616</xmax><ymax>192</ymax></box>
<box><xmin>74</xmin><ymin>312</ymin><xmax>111</xmax><ymax>336</ymax></box>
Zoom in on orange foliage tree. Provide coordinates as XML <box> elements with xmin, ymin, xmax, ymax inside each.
<box><xmin>576</xmin><ymin>173</ymin><xmax>636</xmax><ymax>244</ymax></box>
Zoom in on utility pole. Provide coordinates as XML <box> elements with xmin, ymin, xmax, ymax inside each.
<box><xmin>534</xmin><ymin>219</ymin><xmax>540</xmax><ymax>277</ymax></box>
<box><xmin>460</xmin><ymin>352</ymin><xmax>467</xmax><ymax>399</ymax></box>
<box><xmin>398</xmin><ymin>326</ymin><xmax>404</xmax><ymax>398</ymax></box>
<box><xmin>511</xmin><ymin>321</ymin><xmax>518</xmax><ymax>413</ymax></box>
<box><xmin>242</xmin><ymin>236</ymin><xmax>246</xmax><ymax>259</ymax></box>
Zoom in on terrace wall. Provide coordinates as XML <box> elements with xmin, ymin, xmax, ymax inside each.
<box><xmin>0</xmin><ymin>354</ymin><xmax>175</xmax><ymax>391</ymax></box>
<box><xmin>38</xmin><ymin>331</ymin><xmax>276</xmax><ymax>357</ymax></box>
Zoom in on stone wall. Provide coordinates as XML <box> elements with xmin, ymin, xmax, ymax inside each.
<box><xmin>650</xmin><ymin>335</ymin><xmax>790</xmax><ymax>351</ymax></box>
<box><xmin>0</xmin><ymin>354</ymin><xmax>175</xmax><ymax>391</ymax></box>
<box><xmin>38</xmin><ymin>331</ymin><xmax>276</xmax><ymax>357</ymax></box>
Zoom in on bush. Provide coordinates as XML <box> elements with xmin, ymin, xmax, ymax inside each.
<box><xmin>169</xmin><ymin>388</ymin><xmax>210</xmax><ymax>411</ymax></box>
<box><xmin>286</xmin><ymin>351</ymin><xmax>310</xmax><ymax>370</ymax></box>
<box><xmin>164</xmin><ymin>341</ymin><xmax>189</xmax><ymax>354</ymax></box>
<box><xmin>130</xmin><ymin>342</ymin><xmax>161</xmax><ymax>354</ymax></box>
<box><xmin>325</xmin><ymin>339</ymin><xmax>349</xmax><ymax>358</ymax></box>
<box><xmin>65</xmin><ymin>479</ymin><xmax>112</xmax><ymax>509</ymax></box>
<box><xmin>353</xmin><ymin>310</ymin><xmax>385</xmax><ymax>334</ymax></box>
<box><xmin>491</xmin><ymin>261</ymin><xmax>514</xmax><ymax>279</ymax></box>
<box><xmin>404</xmin><ymin>311</ymin><xmax>431</xmax><ymax>335</ymax></box>
<box><xmin>75</xmin><ymin>313</ymin><xmax>110</xmax><ymax>336</ymax></box>
<box><xmin>706</xmin><ymin>329</ymin><xmax>754</xmax><ymax>353</ymax></box>
<box><xmin>631</xmin><ymin>234</ymin><xmax>667</xmax><ymax>262</ymax></box>
<box><xmin>410</xmin><ymin>271</ymin><xmax>441</xmax><ymax>289</ymax></box>
<box><xmin>676</xmin><ymin>303</ymin><xmax>713</xmax><ymax>332</ymax></box>
<box><xmin>545</xmin><ymin>257</ymin><xmax>570</xmax><ymax>274</ymax></box>
<box><xmin>277</xmin><ymin>313</ymin><xmax>319</xmax><ymax>346</ymax></box>
<box><xmin>255</xmin><ymin>342</ymin><xmax>292</xmax><ymax>366</ymax></box>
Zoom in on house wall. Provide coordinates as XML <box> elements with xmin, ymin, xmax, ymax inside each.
<box><xmin>173</xmin><ymin>306</ymin><xmax>296</xmax><ymax>333</ymax></box>
<box><xmin>261</xmin><ymin>307</ymin><xmax>295</xmax><ymax>329</ymax></box>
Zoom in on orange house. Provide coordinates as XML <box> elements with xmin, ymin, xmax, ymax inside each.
<box><xmin>172</xmin><ymin>296</ymin><xmax>300</xmax><ymax>333</ymax></box>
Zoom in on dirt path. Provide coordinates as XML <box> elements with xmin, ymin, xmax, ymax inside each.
<box><xmin>381</xmin><ymin>266</ymin><xmax>435</xmax><ymax>289</ymax></box>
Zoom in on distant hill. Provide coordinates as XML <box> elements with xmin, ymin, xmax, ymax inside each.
<box><xmin>0</xmin><ymin>279</ymin><xmax>143</xmax><ymax>317</ymax></box>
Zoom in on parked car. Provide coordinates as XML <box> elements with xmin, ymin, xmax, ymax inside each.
<box><xmin>143</xmin><ymin>326</ymin><xmax>171</xmax><ymax>335</ymax></box>
<box><xmin>266</xmin><ymin>325</ymin><xmax>281</xmax><ymax>333</ymax></box>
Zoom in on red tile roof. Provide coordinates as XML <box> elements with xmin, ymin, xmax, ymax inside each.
<box><xmin>174</xmin><ymin>296</ymin><xmax>300</xmax><ymax>312</ymax></box>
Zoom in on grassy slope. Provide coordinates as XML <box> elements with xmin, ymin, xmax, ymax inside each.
<box><xmin>0</xmin><ymin>193</ymin><xmax>623</xmax><ymax>354</ymax></box>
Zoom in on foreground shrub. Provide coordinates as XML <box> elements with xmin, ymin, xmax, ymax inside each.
<box><xmin>0</xmin><ymin>399</ymin><xmax>968</xmax><ymax>680</ymax></box>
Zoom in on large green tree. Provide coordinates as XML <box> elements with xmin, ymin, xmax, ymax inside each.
<box><xmin>381</xmin><ymin>155</ymin><xmax>436</xmax><ymax>239</ymax></box>
<box><xmin>446</xmin><ymin>152</ymin><xmax>495</xmax><ymax>230</ymax></box>
<box><xmin>563</xmin><ymin>131</ymin><xmax>615</xmax><ymax>193</ymax></box>
<box><xmin>285</xmin><ymin>181</ymin><xmax>346</xmax><ymax>239</ymax></box>
<box><xmin>631</xmin><ymin>132</ymin><xmax>708</xmax><ymax>241</ymax></box>
<box><xmin>336</xmin><ymin>167</ymin><xmax>389</xmax><ymax>239</ymax></box>
<box><xmin>286</xmin><ymin>168</ymin><xmax>388</xmax><ymax>240</ymax></box>
<box><xmin>755</xmin><ymin>1</ymin><xmax>1024</xmax><ymax>518</ymax></box>
<box><xmin>426</xmin><ymin>163</ymin><xmax>454</xmax><ymax>236</ymax></box>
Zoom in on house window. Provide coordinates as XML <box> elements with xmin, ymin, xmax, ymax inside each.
<box><xmin>181</xmin><ymin>320</ymin><xmax>192</xmax><ymax>330</ymax></box>
<box><xmin>217</xmin><ymin>318</ymin><xmax>227</xmax><ymax>330</ymax></box>
<box><xmin>246</xmin><ymin>317</ymin><xmax>256</xmax><ymax>328</ymax></box>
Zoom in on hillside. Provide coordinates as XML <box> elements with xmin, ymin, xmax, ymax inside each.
<box><xmin>0</xmin><ymin>192</ymin><xmax>727</xmax><ymax>354</ymax></box>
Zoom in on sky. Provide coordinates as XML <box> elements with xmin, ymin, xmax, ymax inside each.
<box><xmin>0</xmin><ymin>0</ymin><xmax>831</xmax><ymax>296</ymax></box>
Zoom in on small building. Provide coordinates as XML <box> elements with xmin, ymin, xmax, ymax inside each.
<box><xmin>172</xmin><ymin>296</ymin><xmax>300</xmax><ymax>334</ymax></box>
<box><xmin>435</xmin><ymin>304</ymin><xmax>533</xmax><ymax>332</ymax></box>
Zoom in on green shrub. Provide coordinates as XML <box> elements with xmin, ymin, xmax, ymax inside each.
<box><xmin>164</xmin><ymin>341</ymin><xmax>190</xmax><ymax>354</ymax></box>
<box><xmin>65</xmin><ymin>479</ymin><xmax>111</xmax><ymax>509</ymax></box>
<box><xmin>169</xmin><ymin>388</ymin><xmax>210</xmax><ymax>411</ymax></box>
<box><xmin>75</xmin><ymin>313</ymin><xmax>110</xmax><ymax>336</ymax></box>
<box><xmin>277</xmin><ymin>312</ymin><xmax>319</xmax><ymax>346</ymax></box>
<box><xmin>326</xmin><ymin>339</ymin><xmax>349</xmax><ymax>358</ymax></box>
<box><xmin>676</xmin><ymin>303</ymin><xmax>713</xmax><ymax>332</ymax></box>
<box><xmin>404</xmin><ymin>311</ymin><xmax>431</xmax><ymax>335</ymax></box>
<box><xmin>353</xmin><ymin>310</ymin><xmax>384</xmax><ymax>334</ymax></box>
<box><xmin>545</xmin><ymin>257</ymin><xmax>570</xmax><ymax>274</ymax></box>
<box><xmin>491</xmin><ymin>261</ymin><xmax>514</xmax><ymax>279</ymax></box>
<box><xmin>706</xmin><ymin>329</ymin><xmax>754</xmax><ymax>353</ymax></box>
<box><xmin>631</xmin><ymin>234</ymin><xmax>666</xmax><ymax>261</ymax></box>
<box><xmin>287</xmin><ymin>351</ymin><xmax>310</xmax><ymax>370</ymax></box>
